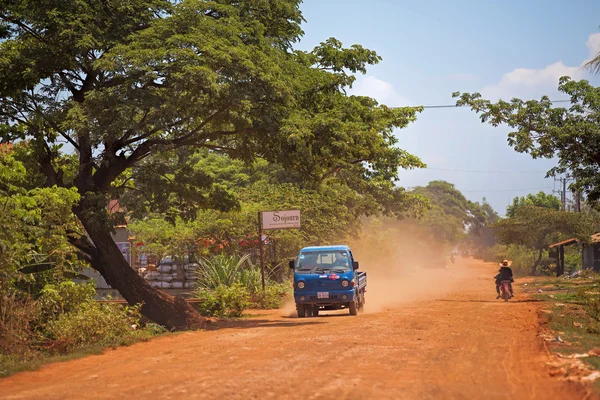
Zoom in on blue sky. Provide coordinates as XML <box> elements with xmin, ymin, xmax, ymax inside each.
<box><xmin>297</xmin><ymin>0</ymin><xmax>600</xmax><ymax>215</ymax></box>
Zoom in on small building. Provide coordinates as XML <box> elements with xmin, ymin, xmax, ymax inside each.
<box><xmin>549</xmin><ymin>233</ymin><xmax>600</xmax><ymax>276</ymax></box>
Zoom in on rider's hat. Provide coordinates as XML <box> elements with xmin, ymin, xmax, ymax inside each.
<box><xmin>501</xmin><ymin>259</ymin><xmax>509</xmax><ymax>266</ymax></box>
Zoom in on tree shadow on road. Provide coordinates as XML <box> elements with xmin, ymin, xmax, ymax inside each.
<box><xmin>206</xmin><ymin>318</ymin><xmax>325</xmax><ymax>331</ymax></box>
<box><xmin>437</xmin><ymin>299</ymin><xmax>544</xmax><ymax>304</ymax></box>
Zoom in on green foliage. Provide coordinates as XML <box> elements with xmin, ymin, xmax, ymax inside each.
<box><xmin>195</xmin><ymin>254</ymin><xmax>262</xmax><ymax>293</ymax></box>
<box><xmin>492</xmin><ymin>206</ymin><xmax>597</xmax><ymax>275</ymax></box>
<box><xmin>454</xmin><ymin>78</ymin><xmax>600</xmax><ymax>207</ymax></box>
<box><xmin>192</xmin><ymin>254</ymin><xmax>290</xmax><ymax>314</ymax></box>
<box><xmin>1</xmin><ymin>1</ymin><xmax>427</xmax><ymax>328</ymax></box>
<box><xmin>481</xmin><ymin>244</ymin><xmax>540</xmax><ymax>277</ymax></box>
<box><xmin>412</xmin><ymin>181</ymin><xmax>484</xmax><ymax>245</ymax></box>
<box><xmin>195</xmin><ymin>284</ymin><xmax>249</xmax><ymax>318</ymax></box>
<box><xmin>38</xmin><ymin>281</ymin><xmax>96</xmax><ymax>320</ymax></box>
<box><xmin>0</xmin><ymin>292</ymin><xmax>39</xmax><ymax>354</ymax></box>
<box><xmin>506</xmin><ymin>192</ymin><xmax>561</xmax><ymax>218</ymax></box>
<box><xmin>250</xmin><ymin>283</ymin><xmax>291</xmax><ymax>309</ymax></box>
<box><xmin>127</xmin><ymin>151</ymin><xmax>424</xmax><ymax>263</ymax></box>
<box><xmin>46</xmin><ymin>303</ymin><xmax>142</xmax><ymax>351</ymax></box>
<box><xmin>493</xmin><ymin>206</ymin><xmax>595</xmax><ymax>250</ymax></box>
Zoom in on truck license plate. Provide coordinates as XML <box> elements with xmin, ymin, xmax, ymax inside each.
<box><xmin>317</xmin><ymin>292</ymin><xmax>329</xmax><ymax>299</ymax></box>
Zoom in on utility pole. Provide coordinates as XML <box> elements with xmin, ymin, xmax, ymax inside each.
<box><xmin>554</xmin><ymin>175</ymin><xmax>574</xmax><ymax>211</ymax></box>
<box><xmin>562</xmin><ymin>177</ymin><xmax>567</xmax><ymax>211</ymax></box>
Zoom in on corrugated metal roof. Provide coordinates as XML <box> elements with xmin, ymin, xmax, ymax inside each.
<box><xmin>550</xmin><ymin>232</ymin><xmax>600</xmax><ymax>248</ymax></box>
<box><xmin>549</xmin><ymin>238</ymin><xmax>577</xmax><ymax>248</ymax></box>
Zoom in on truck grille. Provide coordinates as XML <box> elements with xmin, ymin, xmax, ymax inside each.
<box><xmin>309</xmin><ymin>295</ymin><xmax>340</xmax><ymax>302</ymax></box>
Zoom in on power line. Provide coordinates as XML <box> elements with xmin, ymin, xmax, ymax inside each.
<box><xmin>424</xmin><ymin>167</ymin><xmax>548</xmax><ymax>174</ymax></box>
<box><xmin>460</xmin><ymin>187</ymin><xmax>554</xmax><ymax>193</ymax></box>
<box><xmin>398</xmin><ymin>99</ymin><xmax>572</xmax><ymax>110</ymax></box>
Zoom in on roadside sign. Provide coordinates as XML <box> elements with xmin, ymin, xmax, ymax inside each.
<box><xmin>257</xmin><ymin>210</ymin><xmax>301</xmax><ymax>290</ymax></box>
<box><xmin>261</xmin><ymin>210</ymin><xmax>301</xmax><ymax>230</ymax></box>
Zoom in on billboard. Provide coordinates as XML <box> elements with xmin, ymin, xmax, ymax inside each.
<box><xmin>262</xmin><ymin>210</ymin><xmax>301</xmax><ymax>230</ymax></box>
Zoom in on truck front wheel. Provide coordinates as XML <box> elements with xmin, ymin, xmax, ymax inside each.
<box><xmin>297</xmin><ymin>304</ymin><xmax>306</xmax><ymax>318</ymax></box>
<box><xmin>349</xmin><ymin>301</ymin><xmax>358</xmax><ymax>316</ymax></box>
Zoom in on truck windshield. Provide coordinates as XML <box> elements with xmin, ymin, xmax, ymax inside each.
<box><xmin>297</xmin><ymin>251</ymin><xmax>351</xmax><ymax>272</ymax></box>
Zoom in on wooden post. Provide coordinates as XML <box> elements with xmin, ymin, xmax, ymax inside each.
<box><xmin>558</xmin><ymin>246</ymin><xmax>565</xmax><ymax>277</ymax></box>
<box><xmin>258</xmin><ymin>211</ymin><xmax>265</xmax><ymax>290</ymax></box>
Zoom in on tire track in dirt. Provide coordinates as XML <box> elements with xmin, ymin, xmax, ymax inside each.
<box><xmin>0</xmin><ymin>260</ymin><xmax>593</xmax><ymax>400</ymax></box>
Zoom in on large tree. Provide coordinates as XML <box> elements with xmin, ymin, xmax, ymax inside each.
<box><xmin>492</xmin><ymin>206</ymin><xmax>595</xmax><ymax>275</ymax></box>
<box><xmin>505</xmin><ymin>191</ymin><xmax>561</xmax><ymax>218</ymax></box>
<box><xmin>412</xmin><ymin>180</ymin><xmax>484</xmax><ymax>244</ymax></box>
<box><xmin>0</xmin><ymin>1</ymin><xmax>424</xmax><ymax>328</ymax></box>
<box><xmin>453</xmin><ymin>77</ymin><xmax>600</xmax><ymax>206</ymax></box>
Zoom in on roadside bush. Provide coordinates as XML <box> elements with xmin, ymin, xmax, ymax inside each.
<box><xmin>582</xmin><ymin>291</ymin><xmax>600</xmax><ymax>323</ymax></box>
<box><xmin>0</xmin><ymin>292</ymin><xmax>39</xmax><ymax>355</ymax></box>
<box><xmin>196</xmin><ymin>254</ymin><xmax>262</xmax><ymax>292</ymax></box>
<box><xmin>482</xmin><ymin>244</ymin><xmax>549</xmax><ymax>276</ymax></box>
<box><xmin>250</xmin><ymin>283</ymin><xmax>291</xmax><ymax>309</ymax></box>
<box><xmin>195</xmin><ymin>284</ymin><xmax>249</xmax><ymax>318</ymax></box>
<box><xmin>46</xmin><ymin>303</ymin><xmax>142</xmax><ymax>351</ymax></box>
<box><xmin>39</xmin><ymin>281</ymin><xmax>96</xmax><ymax>321</ymax></box>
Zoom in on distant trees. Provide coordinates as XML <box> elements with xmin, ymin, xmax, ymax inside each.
<box><xmin>493</xmin><ymin>206</ymin><xmax>596</xmax><ymax>275</ymax></box>
<box><xmin>506</xmin><ymin>191</ymin><xmax>561</xmax><ymax>218</ymax></box>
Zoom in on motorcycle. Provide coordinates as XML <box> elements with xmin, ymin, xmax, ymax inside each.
<box><xmin>499</xmin><ymin>280</ymin><xmax>512</xmax><ymax>302</ymax></box>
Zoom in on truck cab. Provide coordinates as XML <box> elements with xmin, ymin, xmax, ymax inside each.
<box><xmin>289</xmin><ymin>245</ymin><xmax>367</xmax><ymax>317</ymax></box>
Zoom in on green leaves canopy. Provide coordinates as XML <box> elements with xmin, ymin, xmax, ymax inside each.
<box><xmin>454</xmin><ymin>77</ymin><xmax>600</xmax><ymax>205</ymax></box>
<box><xmin>505</xmin><ymin>191</ymin><xmax>561</xmax><ymax>218</ymax></box>
<box><xmin>0</xmin><ymin>0</ymin><xmax>425</xmax><ymax>327</ymax></box>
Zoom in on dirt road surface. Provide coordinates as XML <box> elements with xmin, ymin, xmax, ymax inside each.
<box><xmin>0</xmin><ymin>260</ymin><xmax>593</xmax><ymax>399</ymax></box>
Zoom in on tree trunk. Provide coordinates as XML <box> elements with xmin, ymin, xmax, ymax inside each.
<box><xmin>74</xmin><ymin>207</ymin><xmax>207</xmax><ymax>331</ymax></box>
<box><xmin>530</xmin><ymin>248</ymin><xmax>544</xmax><ymax>276</ymax></box>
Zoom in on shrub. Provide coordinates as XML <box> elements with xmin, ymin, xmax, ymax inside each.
<box><xmin>196</xmin><ymin>254</ymin><xmax>262</xmax><ymax>292</ymax></box>
<box><xmin>0</xmin><ymin>292</ymin><xmax>39</xmax><ymax>354</ymax></box>
<box><xmin>250</xmin><ymin>283</ymin><xmax>291</xmax><ymax>309</ymax></box>
<box><xmin>39</xmin><ymin>281</ymin><xmax>96</xmax><ymax>321</ymax></box>
<box><xmin>583</xmin><ymin>293</ymin><xmax>600</xmax><ymax>322</ymax></box>
<box><xmin>195</xmin><ymin>284</ymin><xmax>249</xmax><ymax>318</ymax></box>
<box><xmin>46</xmin><ymin>303</ymin><xmax>142</xmax><ymax>351</ymax></box>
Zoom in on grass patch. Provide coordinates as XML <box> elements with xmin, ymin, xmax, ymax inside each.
<box><xmin>0</xmin><ymin>345</ymin><xmax>105</xmax><ymax>378</ymax></box>
<box><xmin>535</xmin><ymin>273</ymin><xmax>600</xmax><ymax>374</ymax></box>
<box><xmin>0</xmin><ymin>322</ymin><xmax>169</xmax><ymax>379</ymax></box>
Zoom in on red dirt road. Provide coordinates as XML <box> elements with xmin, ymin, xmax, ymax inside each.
<box><xmin>0</xmin><ymin>260</ymin><xmax>592</xmax><ymax>399</ymax></box>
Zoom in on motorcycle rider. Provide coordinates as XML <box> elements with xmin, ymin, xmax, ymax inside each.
<box><xmin>495</xmin><ymin>260</ymin><xmax>514</xmax><ymax>299</ymax></box>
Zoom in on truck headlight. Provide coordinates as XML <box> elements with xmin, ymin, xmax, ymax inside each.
<box><xmin>341</xmin><ymin>280</ymin><xmax>349</xmax><ymax>288</ymax></box>
<box><xmin>297</xmin><ymin>281</ymin><xmax>305</xmax><ymax>289</ymax></box>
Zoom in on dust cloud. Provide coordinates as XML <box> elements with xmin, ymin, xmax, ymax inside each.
<box><xmin>349</xmin><ymin>222</ymin><xmax>475</xmax><ymax>313</ymax></box>
<box><xmin>283</xmin><ymin>220</ymin><xmax>483</xmax><ymax>316</ymax></box>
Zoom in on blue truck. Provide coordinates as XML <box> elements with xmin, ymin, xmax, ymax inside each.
<box><xmin>288</xmin><ymin>245</ymin><xmax>367</xmax><ymax>317</ymax></box>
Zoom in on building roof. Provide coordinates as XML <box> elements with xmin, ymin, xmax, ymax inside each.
<box><xmin>549</xmin><ymin>238</ymin><xmax>578</xmax><ymax>248</ymax></box>
<box><xmin>549</xmin><ymin>232</ymin><xmax>600</xmax><ymax>248</ymax></box>
<box><xmin>300</xmin><ymin>245</ymin><xmax>350</xmax><ymax>252</ymax></box>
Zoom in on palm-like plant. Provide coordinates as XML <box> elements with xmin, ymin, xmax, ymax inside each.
<box><xmin>584</xmin><ymin>47</ymin><xmax>600</xmax><ymax>74</ymax></box>
<box><xmin>195</xmin><ymin>254</ymin><xmax>262</xmax><ymax>292</ymax></box>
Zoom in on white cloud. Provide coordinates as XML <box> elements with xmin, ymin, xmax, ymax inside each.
<box><xmin>585</xmin><ymin>32</ymin><xmax>600</xmax><ymax>64</ymax></box>
<box><xmin>349</xmin><ymin>75</ymin><xmax>411</xmax><ymax>107</ymax></box>
<box><xmin>479</xmin><ymin>32</ymin><xmax>600</xmax><ymax>101</ymax></box>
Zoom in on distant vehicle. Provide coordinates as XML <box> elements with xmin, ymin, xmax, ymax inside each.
<box><xmin>289</xmin><ymin>245</ymin><xmax>367</xmax><ymax>317</ymax></box>
<box><xmin>499</xmin><ymin>280</ymin><xmax>512</xmax><ymax>302</ymax></box>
